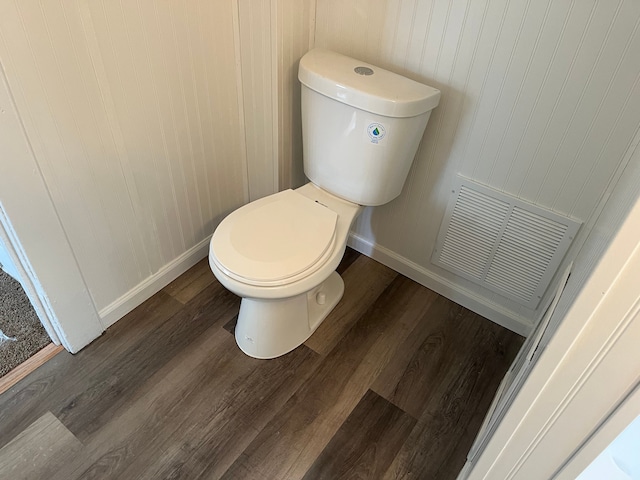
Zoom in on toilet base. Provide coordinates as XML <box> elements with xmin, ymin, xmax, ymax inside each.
<box><xmin>235</xmin><ymin>271</ymin><xmax>344</xmax><ymax>359</ymax></box>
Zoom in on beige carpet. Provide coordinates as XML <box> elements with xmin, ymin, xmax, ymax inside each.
<box><xmin>0</xmin><ymin>269</ymin><xmax>51</xmax><ymax>377</ymax></box>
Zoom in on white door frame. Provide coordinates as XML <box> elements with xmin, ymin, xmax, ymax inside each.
<box><xmin>0</xmin><ymin>210</ymin><xmax>61</xmax><ymax>345</ymax></box>
<box><xmin>459</xmin><ymin>190</ymin><xmax>640</xmax><ymax>479</ymax></box>
<box><xmin>0</xmin><ymin>62</ymin><xmax>103</xmax><ymax>353</ymax></box>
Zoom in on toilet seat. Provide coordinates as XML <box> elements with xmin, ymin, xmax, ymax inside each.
<box><xmin>211</xmin><ymin>189</ymin><xmax>338</xmax><ymax>287</ymax></box>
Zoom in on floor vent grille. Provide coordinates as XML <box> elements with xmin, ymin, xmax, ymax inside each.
<box><xmin>433</xmin><ymin>176</ymin><xmax>581</xmax><ymax>308</ymax></box>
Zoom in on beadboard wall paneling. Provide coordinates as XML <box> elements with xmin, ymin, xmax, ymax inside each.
<box><xmin>276</xmin><ymin>0</ymin><xmax>315</xmax><ymax>189</ymax></box>
<box><xmin>237</xmin><ymin>0</ymin><xmax>278</xmax><ymax>201</ymax></box>
<box><xmin>0</xmin><ymin>0</ymin><xmax>246</xmax><ymax>312</ymax></box>
<box><xmin>236</xmin><ymin>0</ymin><xmax>314</xmax><ymax>197</ymax></box>
<box><xmin>317</xmin><ymin>0</ymin><xmax>640</xmax><ymax>326</ymax></box>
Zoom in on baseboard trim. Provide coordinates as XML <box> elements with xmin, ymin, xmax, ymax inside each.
<box><xmin>99</xmin><ymin>236</ymin><xmax>212</xmax><ymax>328</ymax></box>
<box><xmin>98</xmin><ymin>232</ymin><xmax>532</xmax><ymax>335</ymax></box>
<box><xmin>348</xmin><ymin>233</ymin><xmax>533</xmax><ymax>337</ymax></box>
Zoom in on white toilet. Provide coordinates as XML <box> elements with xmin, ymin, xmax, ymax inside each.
<box><xmin>209</xmin><ymin>49</ymin><xmax>440</xmax><ymax>359</ymax></box>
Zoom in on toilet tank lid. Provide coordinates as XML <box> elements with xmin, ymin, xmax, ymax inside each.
<box><xmin>298</xmin><ymin>49</ymin><xmax>441</xmax><ymax>118</ymax></box>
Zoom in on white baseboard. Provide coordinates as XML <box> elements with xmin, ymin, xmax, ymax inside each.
<box><xmin>99</xmin><ymin>232</ymin><xmax>532</xmax><ymax>335</ymax></box>
<box><xmin>348</xmin><ymin>233</ymin><xmax>533</xmax><ymax>337</ymax></box>
<box><xmin>99</xmin><ymin>235</ymin><xmax>212</xmax><ymax>328</ymax></box>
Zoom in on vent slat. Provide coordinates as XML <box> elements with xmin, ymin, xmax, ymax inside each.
<box><xmin>443</xmin><ymin>228</ymin><xmax>498</xmax><ymax>250</ymax></box>
<box><xmin>486</xmin><ymin>261</ymin><xmax>542</xmax><ymax>290</ymax></box>
<box><xmin>451</xmin><ymin>208</ymin><xmax>506</xmax><ymax>229</ymax></box>
<box><xmin>504</xmin><ymin>219</ymin><xmax>565</xmax><ymax>240</ymax></box>
<box><xmin>455</xmin><ymin>204</ymin><xmax>507</xmax><ymax>220</ymax></box>
<box><xmin>440</xmin><ymin>237</ymin><xmax>492</xmax><ymax>260</ymax></box>
<box><xmin>457</xmin><ymin>191</ymin><xmax>508</xmax><ymax>210</ymax></box>
<box><xmin>491</xmin><ymin>247</ymin><xmax>551</xmax><ymax>273</ymax></box>
<box><xmin>446</xmin><ymin>225</ymin><xmax>502</xmax><ymax>246</ymax></box>
<box><xmin>456</xmin><ymin>201</ymin><xmax>507</xmax><ymax>218</ymax></box>
<box><xmin>447</xmin><ymin>218</ymin><xmax>503</xmax><ymax>237</ymax></box>
<box><xmin>493</xmin><ymin>240</ymin><xmax>554</xmax><ymax>271</ymax></box>
<box><xmin>503</xmin><ymin>221</ymin><xmax>565</xmax><ymax>246</ymax></box>
<box><xmin>459</xmin><ymin>186</ymin><xmax>509</xmax><ymax>206</ymax></box>
<box><xmin>485</xmin><ymin>269</ymin><xmax>538</xmax><ymax>294</ymax></box>
<box><xmin>440</xmin><ymin>237</ymin><xmax>492</xmax><ymax>265</ymax></box>
<box><xmin>439</xmin><ymin>255</ymin><xmax>484</xmax><ymax>279</ymax></box>
<box><xmin>497</xmin><ymin>237</ymin><xmax>556</xmax><ymax>264</ymax></box>
<box><xmin>485</xmin><ymin>277</ymin><xmax>534</xmax><ymax>300</ymax></box>
<box><xmin>510</xmin><ymin>212</ymin><xmax>567</xmax><ymax>234</ymax></box>
<box><xmin>440</xmin><ymin>249</ymin><xmax>487</xmax><ymax>270</ymax></box>
<box><xmin>455</xmin><ymin>190</ymin><xmax>507</xmax><ymax>209</ymax></box>
<box><xmin>500</xmin><ymin>231</ymin><xmax>562</xmax><ymax>255</ymax></box>
<box><xmin>511</xmin><ymin>208</ymin><xmax>568</xmax><ymax>234</ymax></box>
<box><xmin>489</xmin><ymin>250</ymin><xmax>546</xmax><ymax>280</ymax></box>
<box><xmin>437</xmin><ymin>187</ymin><xmax>507</xmax><ymax>281</ymax></box>
<box><xmin>433</xmin><ymin>177</ymin><xmax>581</xmax><ymax>308</ymax></box>
<box><xmin>485</xmin><ymin>277</ymin><xmax>534</xmax><ymax>301</ymax></box>
<box><xmin>441</xmin><ymin>243</ymin><xmax>491</xmax><ymax>265</ymax></box>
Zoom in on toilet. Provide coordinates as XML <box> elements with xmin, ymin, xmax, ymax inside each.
<box><xmin>209</xmin><ymin>49</ymin><xmax>440</xmax><ymax>359</ymax></box>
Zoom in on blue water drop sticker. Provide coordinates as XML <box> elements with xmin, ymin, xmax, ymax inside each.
<box><xmin>367</xmin><ymin>123</ymin><xmax>386</xmax><ymax>144</ymax></box>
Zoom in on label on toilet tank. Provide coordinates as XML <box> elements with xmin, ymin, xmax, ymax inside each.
<box><xmin>366</xmin><ymin>123</ymin><xmax>387</xmax><ymax>145</ymax></box>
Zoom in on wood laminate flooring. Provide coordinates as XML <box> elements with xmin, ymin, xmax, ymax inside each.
<box><xmin>0</xmin><ymin>249</ymin><xmax>523</xmax><ymax>479</ymax></box>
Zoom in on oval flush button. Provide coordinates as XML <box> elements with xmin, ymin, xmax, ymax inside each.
<box><xmin>354</xmin><ymin>66</ymin><xmax>374</xmax><ymax>76</ymax></box>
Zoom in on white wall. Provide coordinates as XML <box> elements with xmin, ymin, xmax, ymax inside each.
<box><xmin>313</xmin><ymin>0</ymin><xmax>640</xmax><ymax>331</ymax></box>
<box><xmin>0</xmin><ymin>0</ymin><xmax>312</xmax><ymax>328</ymax></box>
<box><xmin>275</xmin><ymin>0</ymin><xmax>315</xmax><ymax>190</ymax></box>
<box><xmin>236</xmin><ymin>0</ymin><xmax>315</xmax><ymax>199</ymax></box>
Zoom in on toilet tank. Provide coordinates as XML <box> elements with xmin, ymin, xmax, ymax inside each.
<box><xmin>298</xmin><ymin>49</ymin><xmax>441</xmax><ymax>206</ymax></box>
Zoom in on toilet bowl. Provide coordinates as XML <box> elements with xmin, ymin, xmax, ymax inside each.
<box><xmin>209</xmin><ymin>183</ymin><xmax>362</xmax><ymax>359</ymax></box>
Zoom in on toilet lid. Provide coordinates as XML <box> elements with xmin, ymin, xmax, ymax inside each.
<box><xmin>211</xmin><ymin>189</ymin><xmax>338</xmax><ymax>285</ymax></box>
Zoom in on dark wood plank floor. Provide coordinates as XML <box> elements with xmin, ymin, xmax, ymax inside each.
<box><xmin>0</xmin><ymin>249</ymin><xmax>523</xmax><ymax>480</ymax></box>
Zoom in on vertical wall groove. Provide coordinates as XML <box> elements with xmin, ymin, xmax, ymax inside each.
<box><xmin>135</xmin><ymin>0</ymin><xmax>184</xmax><ymax>255</ymax></box>
<box><xmin>276</xmin><ymin>0</ymin><xmax>315</xmax><ymax>190</ymax></box>
<box><xmin>534</xmin><ymin>1</ymin><xmax>600</xmax><ymax>207</ymax></box>
<box><xmin>532</xmin><ymin>0</ymin><xmax>622</xmax><ymax>205</ymax></box>
<box><xmin>478</xmin><ymin>0</ymin><xmax>533</xmax><ymax>181</ymax></box>
<box><xmin>514</xmin><ymin>0</ymin><xmax>577</xmax><ymax>198</ymax></box>
<box><xmin>565</xmin><ymin>14</ymin><xmax>640</xmax><ymax>215</ymax></box>
<box><xmin>493</xmin><ymin>0</ymin><xmax>555</xmax><ymax>188</ymax></box>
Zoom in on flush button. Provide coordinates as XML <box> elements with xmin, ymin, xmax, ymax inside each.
<box><xmin>316</xmin><ymin>292</ymin><xmax>326</xmax><ymax>305</ymax></box>
<box><xmin>354</xmin><ymin>66</ymin><xmax>374</xmax><ymax>76</ymax></box>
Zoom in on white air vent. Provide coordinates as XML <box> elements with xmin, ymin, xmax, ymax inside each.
<box><xmin>433</xmin><ymin>176</ymin><xmax>581</xmax><ymax>308</ymax></box>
